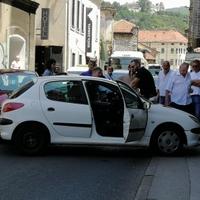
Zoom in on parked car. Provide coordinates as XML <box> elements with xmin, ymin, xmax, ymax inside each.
<box><xmin>147</xmin><ymin>64</ymin><xmax>162</xmax><ymax>76</ymax></box>
<box><xmin>147</xmin><ymin>64</ymin><xmax>162</xmax><ymax>88</ymax></box>
<box><xmin>0</xmin><ymin>76</ymin><xmax>200</xmax><ymax>156</ymax></box>
<box><xmin>0</xmin><ymin>69</ymin><xmax>38</xmax><ymax>105</ymax></box>
<box><xmin>110</xmin><ymin>69</ymin><xmax>128</xmax><ymax>80</ymax></box>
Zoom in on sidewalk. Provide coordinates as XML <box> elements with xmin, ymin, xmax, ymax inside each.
<box><xmin>134</xmin><ymin>150</ymin><xmax>200</xmax><ymax>200</ymax></box>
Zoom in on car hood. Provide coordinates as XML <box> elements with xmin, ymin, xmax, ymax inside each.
<box><xmin>148</xmin><ymin>103</ymin><xmax>200</xmax><ymax>129</ymax></box>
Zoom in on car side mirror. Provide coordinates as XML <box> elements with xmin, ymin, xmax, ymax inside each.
<box><xmin>143</xmin><ymin>102</ymin><xmax>150</xmax><ymax>110</ymax></box>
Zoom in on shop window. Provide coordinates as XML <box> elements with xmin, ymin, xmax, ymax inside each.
<box><xmin>72</xmin><ymin>53</ymin><xmax>75</xmax><ymax>66</ymax></box>
<box><xmin>71</xmin><ymin>0</ymin><xmax>75</xmax><ymax>28</ymax></box>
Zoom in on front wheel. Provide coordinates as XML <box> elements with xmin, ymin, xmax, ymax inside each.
<box><xmin>14</xmin><ymin>125</ymin><xmax>48</xmax><ymax>155</ymax></box>
<box><xmin>151</xmin><ymin>128</ymin><xmax>183</xmax><ymax>156</ymax></box>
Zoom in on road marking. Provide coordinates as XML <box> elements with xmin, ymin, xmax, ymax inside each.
<box><xmin>134</xmin><ymin>157</ymin><xmax>159</xmax><ymax>200</ymax></box>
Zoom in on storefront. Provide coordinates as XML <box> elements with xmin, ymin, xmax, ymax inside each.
<box><xmin>0</xmin><ymin>0</ymin><xmax>39</xmax><ymax>70</ymax></box>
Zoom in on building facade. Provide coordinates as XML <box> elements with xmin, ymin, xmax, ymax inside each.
<box><xmin>35</xmin><ymin>0</ymin><xmax>101</xmax><ymax>74</ymax></box>
<box><xmin>139</xmin><ymin>30</ymin><xmax>188</xmax><ymax>69</ymax></box>
<box><xmin>0</xmin><ymin>0</ymin><xmax>39</xmax><ymax>70</ymax></box>
<box><xmin>100</xmin><ymin>6</ymin><xmax>116</xmax><ymax>64</ymax></box>
<box><xmin>188</xmin><ymin>0</ymin><xmax>200</xmax><ymax>49</ymax></box>
<box><xmin>113</xmin><ymin>20</ymin><xmax>138</xmax><ymax>52</ymax></box>
<box><xmin>69</xmin><ymin>0</ymin><xmax>101</xmax><ymax>68</ymax></box>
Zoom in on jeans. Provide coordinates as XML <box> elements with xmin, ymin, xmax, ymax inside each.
<box><xmin>191</xmin><ymin>95</ymin><xmax>200</xmax><ymax>119</ymax></box>
<box><xmin>170</xmin><ymin>102</ymin><xmax>194</xmax><ymax>115</ymax></box>
<box><xmin>159</xmin><ymin>96</ymin><xmax>165</xmax><ymax>105</ymax></box>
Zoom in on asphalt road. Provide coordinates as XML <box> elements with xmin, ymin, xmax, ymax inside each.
<box><xmin>0</xmin><ymin>144</ymin><xmax>152</xmax><ymax>200</ymax></box>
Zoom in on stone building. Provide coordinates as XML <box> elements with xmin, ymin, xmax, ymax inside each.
<box><xmin>113</xmin><ymin>19</ymin><xmax>139</xmax><ymax>52</ymax></box>
<box><xmin>0</xmin><ymin>0</ymin><xmax>39</xmax><ymax>70</ymax></box>
<box><xmin>139</xmin><ymin>30</ymin><xmax>188</xmax><ymax>69</ymax></box>
<box><xmin>100</xmin><ymin>6</ymin><xmax>116</xmax><ymax>63</ymax></box>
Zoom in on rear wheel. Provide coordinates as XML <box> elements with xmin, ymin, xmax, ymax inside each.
<box><xmin>151</xmin><ymin>127</ymin><xmax>183</xmax><ymax>155</ymax></box>
<box><xmin>14</xmin><ymin>125</ymin><xmax>48</xmax><ymax>155</ymax></box>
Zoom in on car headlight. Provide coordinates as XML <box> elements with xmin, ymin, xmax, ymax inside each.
<box><xmin>189</xmin><ymin>115</ymin><xmax>200</xmax><ymax>124</ymax></box>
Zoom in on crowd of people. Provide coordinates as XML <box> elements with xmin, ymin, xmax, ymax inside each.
<box><xmin>156</xmin><ymin>59</ymin><xmax>200</xmax><ymax>119</ymax></box>
<box><xmin>41</xmin><ymin>57</ymin><xmax>200</xmax><ymax>120</ymax></box>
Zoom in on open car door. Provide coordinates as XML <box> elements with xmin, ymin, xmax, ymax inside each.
<box><xmin>85</xmin><ymin>80</ymin><xmax>127</xmax><ymax>138</ymax></box>
<box><xmin>123</xmin><ymin>103</ymin><xmax>131</xmax><ymax>141</ymax></box>
<box><xmin>118</xmin><ymin>81</ymin><xmax>148</xmax><ymax>142</ymax></box>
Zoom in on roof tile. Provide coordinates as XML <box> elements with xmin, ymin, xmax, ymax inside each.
<box><xmin>114</xmin><ymin>20</ymin><xmax>136</xmax><ymax>33</ymax></box>
<box><xmin>138</xmin><ymin>30</ymin><xmax>188</xmax><ymax>43</ymax></box>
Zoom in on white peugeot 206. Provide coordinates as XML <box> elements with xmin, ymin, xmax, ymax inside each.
<box><xmin>0</xmin><ymin>76</ymin><xmax>200</xmax><ymax>155</ymax></box>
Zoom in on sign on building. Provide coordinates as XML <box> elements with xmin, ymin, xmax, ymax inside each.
<box><xmin>86</xmin><ymin>8</ymin><xmax>93</xmax><ymax>53</ymax></box>
<box><xmin>41</xmin><ymin>8</ymin><xmax>49</xmax><ymax>40</ymax></box>
<box><xmin>185</xmin><ymin>52</ymin><xmax>200</xmax><ymax>62</ymax></box>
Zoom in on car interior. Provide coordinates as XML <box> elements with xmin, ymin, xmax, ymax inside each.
<box><xmin>86</xmin><ymin>81</ymin><xmax>124</xmax><ymax>137</ymax></box>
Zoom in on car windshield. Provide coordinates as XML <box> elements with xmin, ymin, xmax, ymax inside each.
<box><xmin>110</xmin><ymin>57</ymin><xmax>140</xmax><ymax>69</ymax></box>
<box><xmin>0</xmin><ymin>72</ymin><xmax>37</xmax><ymax>94</ymax></box>
<box><xmin>148</xmin><ymin>68</ymin><xmax>160</xmax><ymax>76</ymax></box>
<box><xmin>148</xmin><ymin>65</ymin><xmax>161</xmax><ymax>76</ymax></box>
<box><xmin>112</xmin><ymin>70</ymin><xmax>128</xmax><ymax>80</ymax></box>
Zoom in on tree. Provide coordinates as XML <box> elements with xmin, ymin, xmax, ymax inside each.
<box><xmin>137</xmin><ymin>0</ymin><xmax>152</xmax><ymax>12</ymax></box>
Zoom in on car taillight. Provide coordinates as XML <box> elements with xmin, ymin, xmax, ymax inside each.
<box><xmin>2</xmin><ymin>103</ymin><xmax>24</xmax><ymax>112</ymax></box>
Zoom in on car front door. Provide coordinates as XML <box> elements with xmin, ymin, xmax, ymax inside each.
<box><xmin>85</xmin><ymin>80</ymin><xmax>130</xmax><ymax>138</ymax></box>
<box><xmin>118</xmin><ymin>81</ymin><xmax>148</xmax><ymax>142</ymax></box>
<box><xmin>40</xmin><ymin>80</ymin><xmax>92</xmax><ymax>138</ymax></box>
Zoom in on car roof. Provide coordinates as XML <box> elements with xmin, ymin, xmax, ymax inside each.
<box><xmin>34</xmin><ymin>76</ymin><xmax>118</xmax><ymax>88</ymax></box>
<box><xmin>37</xmin><ymin>75</ymin><xmax>116</xmax><ymax>83</ymax></box>
<box><xmin>113</xmin><ymin>69</ymin><xmax>128</xmax><ymax>73</ymax></box>
<box><xmin>147</xmin><ymin>63</ymin><xmax>161</xmax><ymax>66</ymax></box>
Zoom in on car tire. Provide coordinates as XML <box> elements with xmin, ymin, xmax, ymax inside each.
<box><xmin>151</xmin><ymin>127</ymin><xmax>183</xmax><ymax>156</ymax></box>
<box><xmin>14</xmin><ymin>125</ymin><xmax>48</xmax><ymax>155</ymax></box>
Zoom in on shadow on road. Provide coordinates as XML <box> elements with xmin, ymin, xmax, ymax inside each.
<box><xmin>47</xmin><ymin>145</ymin><xmax>152</xmax><ymax>158</ymax></box>
<box><xmin>1</xmin><ymin>142</ymin><xmax>200</xmax><ymax>158</ymax></box>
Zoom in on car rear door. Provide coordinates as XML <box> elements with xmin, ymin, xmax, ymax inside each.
<box><xmin>118</xmin><ymin>81</ymin><xmax>148</xmax><ymax>142</ymax></box>
<box><xmin>40</xmin><ymin>80</ymin><xmax>92</xmax><ymax>138</ymax></box>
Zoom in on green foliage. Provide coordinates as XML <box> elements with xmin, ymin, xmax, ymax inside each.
<box><xmin>103</xmin><ymin>1</ymin><xmax>189</xmax><ymax>34</ymax></box>
<box><xmin>137</xmin><ymin>0</ymin><xmax>152</xmax><ymax>13</ymax></box>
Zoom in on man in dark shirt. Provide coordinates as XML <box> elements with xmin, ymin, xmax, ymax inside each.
<box><xmin>131</xmin><ymin>59</ymin><xmax>156</xmax><ymax>99</ymax></box>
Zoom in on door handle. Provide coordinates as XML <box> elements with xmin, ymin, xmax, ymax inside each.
<box><xmin>47</xmin><ymin>107</ymin><xmax>55</xmax><ymax>111</ymax></box>
<box><xmin>131</xmin><ymin>114</ymin><xmax>134</xmax><ymax>119</ymax></box>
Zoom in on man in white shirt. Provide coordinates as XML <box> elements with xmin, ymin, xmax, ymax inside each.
<box><xmin>190</xmin><ymin>60</ymin><xmax>200</xmax><ymax>118</ymax></box>
<box><xmin>165</xmin><ymin>62</ymin><xmax>193</xmax><ymax>114</ymax></box>
<box><xmin>157</xmin><ymin>61</ymin><xmax>174</xmax><ymax>105</ymax></box>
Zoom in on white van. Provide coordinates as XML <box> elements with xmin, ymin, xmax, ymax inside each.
<box><xmin>109</xmin><ymin>51</ymin><xmax>148</xmax><ymax>69</ymax></box>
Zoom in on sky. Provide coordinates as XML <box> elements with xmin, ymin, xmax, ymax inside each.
<box><xmin>106</xmin><ymin>0</ymin><xmax>190</xmax><ymax>9</ymax></box>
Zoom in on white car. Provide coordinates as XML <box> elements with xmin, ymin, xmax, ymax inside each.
<box><xmin>0</xmin><ymin>76</ymin><xmax>200</xmax><ymax>155</ymax></box>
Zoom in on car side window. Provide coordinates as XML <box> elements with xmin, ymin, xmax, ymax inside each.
<box><xmin>44</xmin><ymin>81</ymin><xmax>88</xmax><ymax>104</ymax></box>
<box><xmin>121</xmin><ymin>88</ymin><xmax>139</xmax><ymax>109</ymax></box>
<box><xmin>86</xmin><ymin>81</ymin><xmax>123</xmax><ymax>106</ymax></box>
<box><xmin>118</xmin><ymin>81</ymin><xmax>141</xmax><ymax>109</ymax></box>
